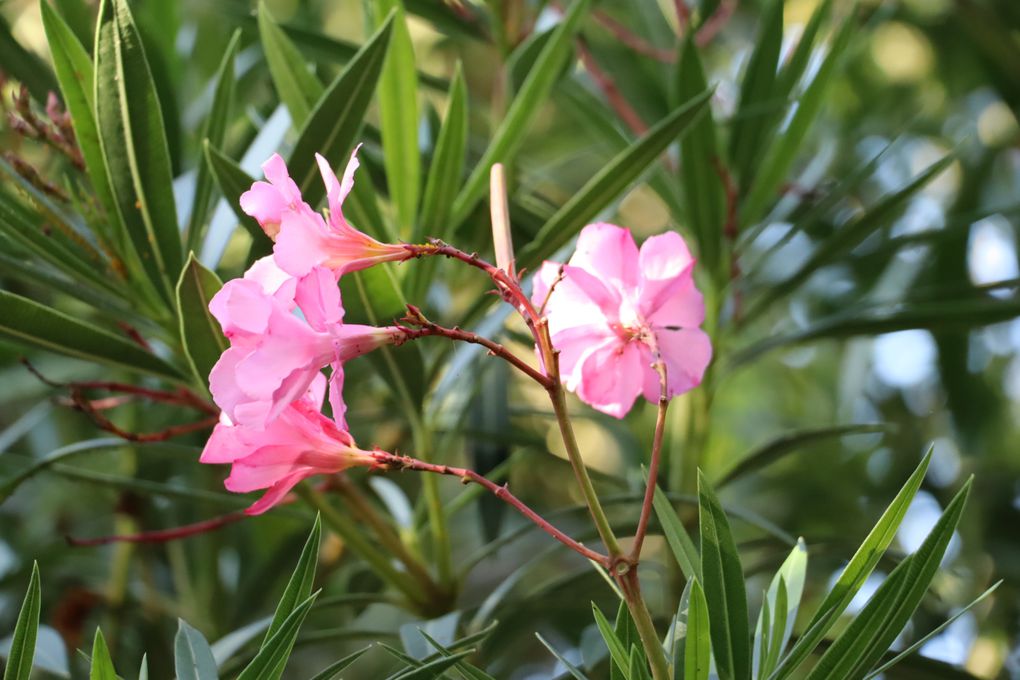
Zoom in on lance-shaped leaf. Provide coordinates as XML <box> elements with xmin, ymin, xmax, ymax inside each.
<box><xmin>40</xmin><ymin>1</ymin><xmax>120</xmax><ymax>254</ymax></box>
<box><xmin>89</xmin><ymin>630</ymin><xmax>118</xmax><ymax>680</ymax></box>
<box><xmin>94</xmin><ymin>0</ymin><xmax>183</xmax><ymax>304</ymax></box>
<box><xmin>176</xmin><ymin>254</ymin><xmax>226</xmax><ymax>391</ymax></box>
<box><xmin>187</xmin><ymin>31</ymin><xmax>241</xmax><ymax>251</ymax></box>
<box><xmin>1</xmin><ymin>563</ymin><xmax>40</xmax><ymax>680</ymax></box>
<box><xmin>698</xmin><ymin>471</ymin><xmax>750</xmax><ymax>680</ymax></box>
<box><xmin>202</xmin><ymin>142</ymin><xmax>267</xmax><ymax>247</ymax></box>
<box><xmin>752</xmin><ymin>541</ymin><xmax>807</xmax><ymax>679</ymax></box>
<box><xmin>375</xmin><ymin>0</ymin><xmax>420</xmax><ymax>238</ymax></box>
<box><xmin>0</xmin><ymin>15</ymin><xmax>58</xmax><ymax>102</ymax></box>
<box><xmin>288</xmin><ymin>15</ymin><xmax>394</xmax><ymax>210</ymax></box>
<box><xmin>0</xmin><ymin>290</ymin><xmax>182</xmax><ymax>381</ymax></box>
<box><xmin>235</xmin><ymin>593</ymin><xmax>318</xmax><ymax>680</ymax></box>
<box><xmin>307</xmin><ymin>647</ymin><xmax>372</xmax><ymax>680</ymax></box>
<box><xmin>450</xmin><ymin>0</ymin><xmax>592</xmax><ymax>227</ymax></box>
<box><xmin>519</xmin><ymin>89</ymin><xmax>713</xmax><ymax>271</ymax></box>
<box><xmin>768</xmin><ymin>449</ymin><xmax>932</xmax><ymax>679</ymax></box>
<box><xmin>591</xmin><ymin>603</ymin><xmax>633</xmax><ymax>680</ymax></box>
<box><xmin>674</xmin><ymin>38</ymin><xmax>727</xmax><ymax>281</ymax></box>
<box><xmin>258</xmin><ymin>1</ymin><xmax>323</xmax><ymax>127</ymax></box>
<box><xmin>536</xmin><ymin>634</ymin><xmax>591</xmax><ymax>680</ymax></box>
<box><xmin>652</xmin><ymin>484</ymin><xmax>701</xmax><ymax>582</ymax></box>
<box><xmin>741</xmin><ymin>12</ymin><xmax>857</xmax><ymax>227</ymax></box>
<box><xmin>685</xmin><ymin>579</ymin><xmax>712</xmax><ymax>680</ymax></box>
<box><xmin>174</xmin><ymin>620</ymin><xmax>219</xmax><ymax>680</ymax></box>
<box><xmin>728</xmin><ymin>0</ymin><xmax>784</xmax><ymax>190</ymax></box>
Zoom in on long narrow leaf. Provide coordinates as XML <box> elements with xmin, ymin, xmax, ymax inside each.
<box><xmin>0</xmin><ymin>290</ymin><xmax>182</xmax><ymax>381</ymax></box>
<box><xmin>94</xmin><ymin>0</ymin><xmax>183</xmax><ymax>304</ymax></box>
<box><xmin>698</xmin><ymin>471</ymin><xmax>750</xmax><ymax>680</ymax></box>
<box><xmin>685</xmin><ymin>580</ymin><xmax>711</xmax><ymax>680</ymax></box>
<box><xmin>257</xmin><ymin>1</ymin><xmax>323</xmax><ymax>127</ymax></box>
<box><xmin>89</xmin><ymin>630</ymin><xmax>117</xmax><ymax>680</ymax></box>
<box><xmin>2</xmin><ymin>564</ymin><xmax>40</xmax><ymax>680</ymax></box>
<box><xmin>174</xmin><ymin>619</ymin><xmax>219</xmax><ymax>680</ymax></box>
<box><xmin>652</xmin><ymin>485</ymin><xmax>701</xmax><ymax>582</ymax></box>
<box><xmin>235</xmin><ymin>593</ymin><xmax>318</xmax><ymax>680</ymax></box>
<box><xmin>175</xmin><ymin>254</ymin><xmax>226</xmax><ymax>391</ymax></box>
<box><xmin>450</xmin><ymin>0</ymin><xmax>591</xmax><ymax>227</ymax></box>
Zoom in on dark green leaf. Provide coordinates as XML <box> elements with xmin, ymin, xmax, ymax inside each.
<box><xmin>0</xmin><ymin>15</ymin><xmax>58</xmax><ymax>102</ymax></box>
<box><xmin>536</xmin><ymin>634</ymin><xmax>591</xmax><ymax>680</ymax></box>
<box><xmin>776</xmin><ymin>0</ymin><xmax>834</xmax><ymax>95</ymax></box>
<box><xmin>40</xmin><ymin>1</ymin><xmax>121</xmax><ymax>255</ymax></box>
<box><xmin>674</xmin><ymin>38</ymin><xmax>727</xmax><ymax>280</ymax></box>
<box><xmin>450</xmin><ymin>0</ymin><xmax>592</xmax><ymax>227</ymax></box>
<box><xmin>385</xmin><ymin>651</ymin><xmax>474</xmax><ymax>680</ymax></box>
<box><xmin>718</xmin><ymin>424</ymin><xmax>890</xmax><ymax>487</ymax></box>
<box><xmin>519</xmin><ymin>89</ymin><xmax>713</xmax><ymax>271</ymax></box>
<box><xmin>652</xmin><ymin>484</ymin><xmax>701</xmax><ymax>581</ymax></box>
<box><xmin>2</xmin><ymin>563</ymin><xmax>40</xmax><ymax>680</ymax></box>
<box><xmin>187</xmin><ymin>30</ymin><xmax>241</xmax><ymax>250</ymax></box>
<box><xmin>236</xmin><ymin>593</ymin><xmax>318</xmax><ymax>680</ymax></box>
<box><xmin>417</xmin><ymin>63</ymin><xmax>467</xmax><ymax>242</ymax></box>
<box><xmin>94</xmin><ymin>0</ymin><xmax>184</xmax><ymax>304</ymax></box>
<box><xmin>289</xmin><ymin>16</ymin><xmax>394</xmax><ymax>209</ymax></box>
<box><xmin>175</xmin><ymin>253</ymin><xmax>226</xmax><ymax>392</ymax></box>
<box><xmin>741</xmin><ymin>12</ymin><xmax>857</xmax><ymax>226</ymax></box>
<box><xmin>89</xmin><ymin>630</ymin><xmax>117</xmax><ymax>680</ymax></box>
<box><xmin>202</xmin><ymin>142</ymin><xmax>267</xmax><ymax>248</ymax></box>
<box><xmin>769</xmin><ymin>449</ymin><xmax>932</xmax><ymax>680</ymax></box>
<box><xmin>375</xmin><ymin>0</ymin><xmax>420</xmax><ymax>237</ymax></box>
<box><xmin>174</xmin><ymin>619</ymin><xmax>219</xmax><ymax>680</ymax></box>
<box><xmin>0</xmin><ymin>290</ymin><xmax>182</xmax><ymax>380</ymax></box>
<box><xmin>745</xmin><ymin>152</ymin><xmax>954</xmax><ymax>320</ymax></box>
<box><xmin>698</xmin><ymin>471</ymin><xmax>750</xmax><ymax>680</ymax></box>
<box><xmin>257</xmin><ymin>1</ymin><xmax>323</xmax><ymax>127</ymax></box>
<box><xmin>728</xmin><ymin>0</ymin><xmax>784</xmax><ymax>189</ymax></box>
<box><xmin>307</xmin><ymin>646</ymin><xmax>371</xmax><ymax>680</ymax></box>
<box><xmin>592</xmin><ymin>603</ymin><xmax>632</xmax><ymax>680</ymax></box>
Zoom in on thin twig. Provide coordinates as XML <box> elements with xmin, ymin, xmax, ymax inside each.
<box><xmin>629</xmin><ymin>350</ymin><xmax>669</xmax><ymax>562</ymax></box>
<box><xmin>371</xmin><ymin>451</ymin><xmax>610</xmax><ymax>567</ymax></box>
<box><xmin>696</xmin><ymin>0</ymin><xmax>736</xmax><ymax>48</ymax></box>
<box><xmin>67</xmin><ymin>511</ymin><xmax>247</xmax><ymax>546</ymax></box>
<box><xmin>576</xmin><ymin>38</ymin><xmax>649</xmax><ymax>135</ymax></box>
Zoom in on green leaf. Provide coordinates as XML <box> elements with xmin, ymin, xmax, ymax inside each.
<box><xmin>385</xmin><ymin>651</ymin><xmax>475</xmax><ymax>680</ymax></box>
<box><xmin>2</xmin><ymin>563</ymin><xmax>40</xmax><ymax>680</ymax></box>
<box><xmin>718</xmin><ymin>424</ymin><xmax>889</xmax><ymax>487</ymax></box>
<box><xmin>235</xmin><ymin>593</ymin><xmax>318</xmax><ymax>680</ymax></box>
<box><xmin>776</xmin><ymin>0</ymin><xmax>834</xmax><ymax>95</ymax></box>
<box><xmin>674</xmin><ymin>38</ymin><xmax>726</xmax><ymax>280</ymax></box>
<box><xmin>0</xmin><ymin>438</ymin><xmax>126</xmax><ymax>503</ymax></box>
<box><xmin>684</xmin><ymin>580</ymin><xmax>711</xmax><ymax>680</ymax></box>
<box><xmin>288</xmin><ymin>16</ymin><xmax>394</xmax><ymax>210</ymax></box>
<box><xmin>741</xmin><ymin>12</ymin><xmax>857</xmax><ymax>227</ymax></box>
<box><xmin>0</xmin><ymin>15</ymin><xmax>58</xmax><ymax>103</ymax></box>
<box><xmin>89</xmin><ymin>630</ymin><xmax>118</xmax><ymax>680</ymax></box>
<box><xmin>307</xmin><ymin>646</ymin><xmax>371</xmax><ymax>680</ymax></box>
<box><xmin>375</xmin><ymin>0</ymin><xmax>420</xmax><ymax>238</ymax></box>
<box><xmin>174</xmin><ymin>619</ymin><xmax>219</xmax><ymax>680</ymax></box>
<box><xmin>592</xmin><ymin>603</ymin><xmax>632</xmax><ymax>680</ymax></box>
<box><xmin>753</xmin><ymin>541</ymin><xmax>807</xmax><ymax>679</ymax></box>
<box><xmin>0</xmin><ymin>290</ymin><xmax>182</xmax><ymax>381</ymax></box>
<box><xmin>40</xmin><ymin>1</ymin><xmax>120</xmax><ymax>254</ymax></box>
<box><xmin>535</xmin><ymin>634</ymin><xmax>591</xmax><ymax>680</ymax></box>
<box><xmin>94</xmin><ymin>0</ymin><xmax>184</xmax><ymax>305</ymax></box>
<box><xmin>257</xmin><ymin>1</ymin><xmax>323</xmax><ymax>127</ymax></box>
<box><xmin>51</xmin><ymin>0</ymin><xmax>93</xmax><ymax>47</ymax></box>
<box><xmin>519</xmin><ymin>89</ymin><xmax>713</xmax><ymax>271</ymax></box>
<box><xmin>652</xmin><ymin>484</ymin><xmax>701</xmax><ymax>582</ymax></box>
<box><xmin>864</xmin><ymin>580</ymin><xmax>1002</xmax><ymax>679</ymax></box>
<box><xmin>187</xmin><ymin>30</ymin><xmax>241</xmax><ymax>251</ymax></box>
<box><xmin>138</xmin><ymin>654</ymin><xmax>148</xmax><ymax>680</ymax></box>
<box><xmin>264</xmin><ymin>516</ymin><xmax>321</xmax><ymax>645</ymax></box>
<box><xmin>175</xmin><ymin>253</ymin><xmax>226</xmax><ymax>391</ymax></box>
<box><xmin>845</xmin><ymin>479</ymin><xmax>973</xmax><ymax>678</ymax></box>
<box><xmin>769</xmin><ymin>448</ymin><xmax>932</xmax><ymax>680</ymax></box>
<box><xmin>450</xmin><ymin>0</ymin><xmax>592</xmax><ymax>227</ymax></box>
<box><xmin>698</xmin><ymin>471</ymin><xmax>749</xmax><ymax>680</ymax></box>
<box><xmin>613</xmin><ymin>603</ymin><xmax>641</xmax><ymax>680</ymax></box>
<box><xmin>728</xmin><ymin>0</ymin><xmax>784</xmax><ymax>190</ymax></box>
<box><xmin>418</xmin><ymin>64</ymin><xmax>467</xmax><ymax>242</ymax></box>
<box><xmin>202</xmin><ymin>142</ymin><xmax>267</xmax><ymax>249</ymax></box>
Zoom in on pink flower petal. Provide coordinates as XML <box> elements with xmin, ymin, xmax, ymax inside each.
<box><xmin>641</xmin><ymin>327</ymin><xmax>712</xmax><ymax>402</ymax></box>
<box><xmin>575</xmin><ymin>337</ymin><xmax>645</xmax><ymax>418</ymax></box>
<box><xmin>569</xmin><ymin>223</ymin><xmax>641</xmax><ymax>294</ymax></box>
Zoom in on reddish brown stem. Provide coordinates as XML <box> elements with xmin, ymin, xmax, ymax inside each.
<box><xmin>674</xmin><ymin>0</ymin><xmax>691</xmax><ymax>31</ymax></box>
<box><xmin>399</xmin><ymin>305</ymin><xmax>551</xmax><ymax>388</ymax></box>
<box><xmin>404</xmin><ymin>241</ymin><xmax>543</xmax><ymax>332</ymax></box>
<box><xmin>591</xmin><ymin>10</ymin><xmax>675</xmax><ymax>63</ymax></box>
<box><xmin>67</xmin><ymin>511</ymin><xmax>246</xmax><ymax>546</ymax></box>
<box><xmin>577</xmin><ymin>39</ymin><xmax>649</xmax><ymax>136</ymax></box>
<box><xmin>628</xmin><ymin>350</ymin><xmax>669</xmax><ymax>562</ymax></box>
<box><xmin>371</xmin><ymin>451</ymin><xmax>610</xmax><ymax>567</ymax></box>
<box><xmin>70</xmin><ymin>389</ymin><xmax>218</xmax><ymax>443</ymax></box>
<box><xmin>696</xmin><ymin>0</ymin><xmax>736</xmax><ymax>47</ymax></box>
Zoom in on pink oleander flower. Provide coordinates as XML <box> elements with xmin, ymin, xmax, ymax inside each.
<box><xmin>200</xmin><ymin>375</ymin><xmax>375</xmax><ymax>515</ymax></box>
<box><xmin>239</xmin><ymin>147</ymin><xmax>411</xmax><ymax>278</ymax></box>
<box><xmin>208</xmin><ymin>263</ymin><xmax>403</xmax><ymax>427</ymax></box>
<box><xmin>533</xmin><ymin>223</ymin><xmax>712</xmax><ymax>418</ymax></box>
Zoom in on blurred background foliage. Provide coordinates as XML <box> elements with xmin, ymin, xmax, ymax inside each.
<box><xmin>0</xmin><ymin>0</ymin><xmax>1019</xmax><ymax>677</ymax></box>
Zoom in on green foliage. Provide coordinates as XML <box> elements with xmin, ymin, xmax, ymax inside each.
<box><xmin>2</xmin><ymin>564</ymin><xmax>40</xmax><ymax>680</ymax></box>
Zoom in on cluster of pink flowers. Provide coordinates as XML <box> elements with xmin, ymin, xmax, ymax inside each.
<box><xmin>200</xmin><ymin>147</ymin><xmax>712</xmax><ymax>513</ymax></box>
